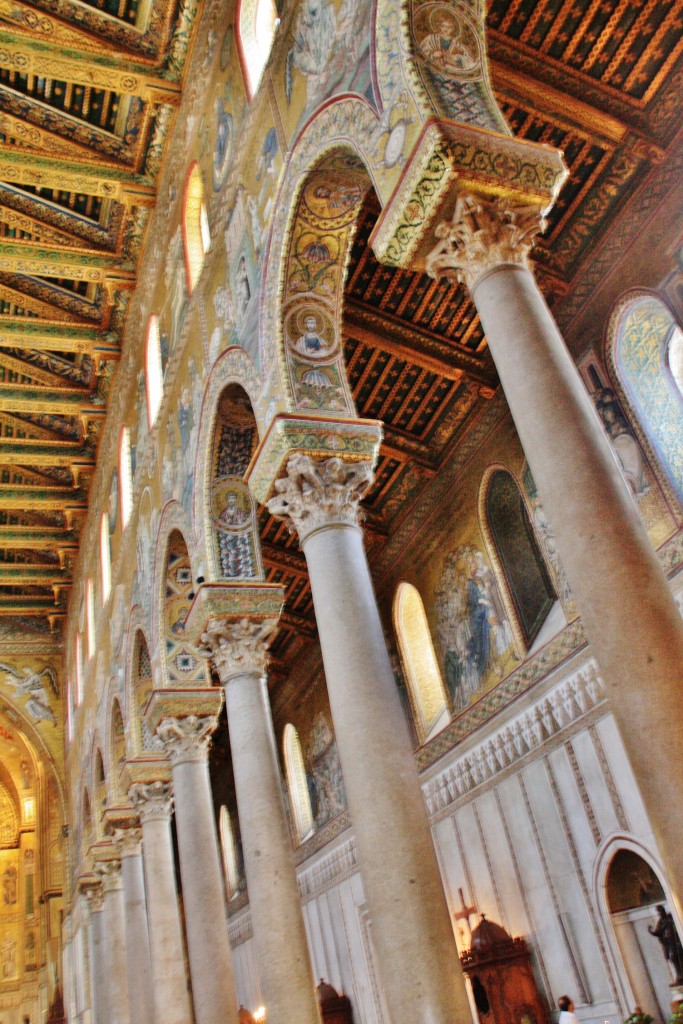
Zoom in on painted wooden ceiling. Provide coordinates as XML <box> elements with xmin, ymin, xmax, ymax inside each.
<box><xmin>0</xmin><ymin>0</ymin><xmax>681</xmax><ymax>630</ymax></box>
<box><xmin>0</xmin><ymin>0</ymin><xmax>188</xmax><ymax>628</ymax></box>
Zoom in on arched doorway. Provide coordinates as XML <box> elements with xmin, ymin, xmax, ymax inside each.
<box><xmin>606</xmin><ymin>849</ymin><xmax>679</xmax><ymax>1021</ymax></box>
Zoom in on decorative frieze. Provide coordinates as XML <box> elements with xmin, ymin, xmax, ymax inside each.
<box><xmin>296</xmin><ymin>837</ymin><xmax>359</xmax><ymax>902</ymax></box>
<box><xmin>423</xmin><ymin>659</ymin><xmax>606</xmax><ymax>815</ymax></box>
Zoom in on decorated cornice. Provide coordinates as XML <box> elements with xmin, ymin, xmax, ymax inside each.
<box><xmin>370</xmin><ymin>119</ymin><xmax>567</xmax><ymax>273</ymax></box>
<box><xmin>246</xmin><ymin>413</ymin><xmax>383</xmax><ymax>505</ymax></box>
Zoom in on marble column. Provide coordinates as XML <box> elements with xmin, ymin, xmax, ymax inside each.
<box><xmin>426</xmin><ymin>190</ymin><xmax>683</xmax><ymax>914</ymax></box>
<box><xmin>156</xmin><ymin>714</ymin><xmax>239</xmax><ymax>1024</ymax></box>
<box><xmin>196</xmin><ymin>597</ymin><xmax>322</xmax><ymax>1024</ymax></box>
<box><xmin>129</xmin><ymin>781</ymin><xmax>193</xmax><ymax>1024</ymax></box>
<box><xmin>114</xmin><ymin>826</ymin><xmax>155</xmax><ymax>1024</ymax></box>
<box><xmin>267</xmin><ymin>456</ymin><xmax>470</xmax><ymax>1024</ymax></box>
<box><xmin>84</xmin><ymin>884</ymin><xmax>107</xmax><ymax>1024</ymax></box>
<box><xmin>96</xmin><ymin>859</ymin><xmax>131</xmax><ymax>1024</ymax></box>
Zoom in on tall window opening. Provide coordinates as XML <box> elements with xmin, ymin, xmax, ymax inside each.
<box><xmin>283</xmin><ymin>724</ymin><xmax>313</xmax><ymax>843</ymax></box>
<box><xmin>393</xmin><ymin>582</ymin><xmax>449</xmax><ymax>743</ymax></box>
<box><xmin>182</xmin><ymin>164</ymin><xmax>210</xmax><ymax>294</ymax></box>
<box><xmin>85</xmin><ymin>579</ymin><xmax>95</xmax><ymax>660</ymax></box>
<box><xmin>237</xmin><ymin>0</ymin><xmax>278</xmax><ymax>99</ymax></box>
<box><xmin>100</xmin><ymin>513</ymin><xmax>111</xmax><ymax>604</ymax></box>
<box><xmin>75</xmin><ymin>632</ymin><xmax>84</xmax><ymax>706</ymax></box>
<box><xmin>486</xmin><ymin>470</ymin><xmax>555</xmax><ymax>650</ymax></box>
<box><xmin>119</xmin><ymin>426</ymin><xmax>133</xmax><ymax>528</ymax></box>
<box><xmin>145</xmin><ymin>316</ymin><xmax>163</xmax><ymax>430</ymax></box>
<box><xmin>219</xmin><ymin>806</ymin><xmax>241</xmax><ymax>899</ymax></box>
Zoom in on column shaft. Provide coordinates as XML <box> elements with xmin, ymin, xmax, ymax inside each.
<box><xmin>303</xmin><ymin>522</ymin><xmax>470</xmax><ymax>1024</ymax></box>
<box><xmin>102</xmin><ymin>883</ymin><xmax>131</xmax><ymax>1024</ymax></box>
<box><xmin>120</xmin><ymin>850</ymin><xmax>155</xmax><ymax>1024</ymax></box>
<box><xmin>473</xmin><ymin>263</ymin><xmax>683</xmax><ymax>910</ymax></box>
<box><xmin>225</xmin><ymin>671</ymin><xmax>321</xmax><ymax>1024</ymax></box>
<box><xmin>88</xmin><ymin>906</ymin><xmax>108</xmax><ymax>1024</ymax></box>
<box><xmin>140</xmin><ymin>814</ymin><xmax>193</xmax><ymax>1024</ymax></box>
<box><xmin>172</xmin><ymin>757</ymin><xmax>238</xmax><ymax>1024</ymax></box>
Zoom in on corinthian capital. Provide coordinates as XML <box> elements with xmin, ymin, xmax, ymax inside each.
<box><xmin>267</xmin><ymin>454</ymin><xmax>374</xmax><ymax>543</ymax></box>
<box><xmin>425</xmin><ymin>192</ymin><xmax>545</xmax><ymax>292</ymax></box>
<box><xmin>198</xmin><ymin>617</ymin><xmax>277</xmax><ymax>683</ymax></box>
<box><xmin>111</xmin><ymin>826</ymin><xmax>143</xmax><ymax>858</ymax></box>
<box><xmin>95</xmin><ymin>858</ymin><xmax>122</xmax><ymax>893</ymax></box>
<box><xmin>84</xmin><ymin>883</ymin><xmax>105</xmax><ymax>913</ymax></box>
<box><xmin>128</xmin><ymin>780</ymin><xmax>174</xmax><ymax>823</ymax></box>
<box><xmin>156</xmin><ymin>715</ymin><xmax>217</xmax><ymax>765</ymax></box>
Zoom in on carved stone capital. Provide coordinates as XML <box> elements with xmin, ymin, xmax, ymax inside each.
<box><xmin>84</xmin><ymin>883</ymin><xmax>105</xmax><ymax>913</ymax></box>
<box><xmin>155</xmin><ymin>715</ymin><xmax>217</xmax><ymax>765</ymax></box>
<box><xmin>95</xmin><ymin>858</ymin><xmax>122</xmax><ymax>893</ymax></box>
<box><xmin>267</xmin><ymin>454</ymin><xmax>374</xmax><ymax>544</ymax></box>
<box><xmin>425</xmin><ymin>192</ymin><xmax>546</xmax><ymax>292</ymax></box>
<box><xmin>128</xmin><ymin>780</ymin><xmax>174</xmax><ymax>823</ymax></box>
<box><xmin>197</xmin><ymin>616</ymin><xmax>277</xmax><ymax>683</ymax></box>
<box><xmin>111</xmin><ymin>826</ymin><xmax>143</xmax><ymax>858</ymax></box>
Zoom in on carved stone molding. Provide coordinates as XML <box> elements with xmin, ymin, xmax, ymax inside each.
<box><xmin>128</xmin><ymin>780</ymin><xmax>174</xmax><ymax>823</ymax></box>
<box><xmin>95</xmin><ymin>858</ymin><xmax>122</xmax><ymax>893</ymax></box>
<box><xmin>425</xmin><ymin>192</ymin><xmax>546</xmax><ymax>293</ymax></box>
<box><xmin>84</xmin><ymin>884</ymin><xmax>105</xmax><ymax>913</ymax></box>
<box><xmin>111</xmin><ymin>826</ymin><xmax>143</xmax><ymax>858</ymax></box>
<box><xmin>197</xmin><ymin>617</ymin><xmax>278</xmax><ymax>682</ymax></box>
<box><xmin>155</xmin><ymin>715</ymin><xmax>217</xmax><ymax>765</ymax></box>
<box><xmin>267</xmin><ymin>454</ymin><xmax>374</xmax><ymax>544</ymax></box>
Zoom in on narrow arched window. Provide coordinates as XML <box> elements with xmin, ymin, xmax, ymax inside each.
<box><xmin>119</xmin><ymin>426</ymin><xmax>133</xmax><ymax>528</ymax></box>
<box><xmin>237</xmin><ymin>0</ymin><xmax>278</xmax><ymax>99</ymax></box>
<box><xmin>668</xmin><ymin>323</ymin><xmax>683</xmax><ymax>397</ymax></box>
<box><xmin>486</xmin><ymin>469</ymin><xmax>555</xmax><ymax>649</ymax></box>
<box><xmin>100</xmin><ymin>513</ymin><xmax>111</xmax><ymax>604</ymax></box>
<box><xmin>183</xmin><ymin>164</ymin><xmax>210</xmax><ymax>294</ymax></box>
<box><xmin>75</xmin><ymin>632</ymin><xmax>84</xmax><ymax>706</ymax></box>
<box><xmin>145</xmin><ymin>316</ymin><xmax>163</xmax><ymax>430</ymax></box>
<box><xmin>66</xmin><ymin>679</ymin><xmax>74</xmax><ymax>742</ymax></box>
<box><xmin>219</xmin><ymin>806</ymin><xmax>240</xmax><ymax>899</ymax></box>
<box><xmin>86</xmin><ymin>579</ymin><xmax>95</xmax><ymax>660</ymax></box>
<box><xmin>283</xmin><ymin>724</ymin><xmax>313</xmax><ymax>843</ymax></box>
<box><xmin>393</xmin><ymin>582</ymin><xmax>449</xmax><ymax>743</ymax></box>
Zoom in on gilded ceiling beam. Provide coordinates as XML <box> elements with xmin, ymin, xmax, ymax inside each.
<box><xmin>344</xmin><ymin>301</ymin><xmax>497</xmax><ymax>387</ymax></box>
<box><xmin>0</xmin><ymin>320</ymin><xmax>119</xmax><ymax>356</ymax></box>
<box><xmin>0</xmin><ymin>282</ymin><xmax>84</xmax><ymax>321</ymax></box>
<box><xmin>0</xmin><ymin>526</ymin><xmax>78</xmax><ymax>549</ymax></box>
<box><xmin>0</xmin><ymin>33</ymin><xmax>182</xmax><ymax>103</ymax></box>
<box><xmin>0</xmin><ymin>563</ymin><xmax>69</xmax><ymax>585</ymax></box>
<box><xmin>0</xmin><ymin>484</ymin><xmax>86</xmax><ymax>509</ymax></box>
<box><xmin>0</xmin><ymin>438</ymin><xmax>95</xmax><ymax>467</ymax></box>
<box><xmin>0</xmin><ymin>205</ymin><xmax>93</xmax><ymax>248</ymax></box>
<box><xmin>0</xmin><ymin>152</ymin><xmax>155</xmax><ymax>205</ymax></box>
<box><xmin>0</xmin><ymin>384</ymin><xmax>105</xmax><ymax>415</ymax></box>
<box><xmin>0</xmin><ymin>598</ymin><xmax>60</xmax><ymax>612</ymax></box>
<box><xmin>0</xmin><ymin>242</ymin><xmax>135</xmax><ymax>284</ymax></box>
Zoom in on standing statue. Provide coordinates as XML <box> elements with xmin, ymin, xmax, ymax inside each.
<box><xmin>649</xmin><ymin>904</ymin><xmax>683</xmax><ymax>984</ymax></box>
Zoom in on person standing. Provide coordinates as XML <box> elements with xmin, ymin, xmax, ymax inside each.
<box><xmin>558</xmin><ymin>995</ymin><xmax>580</xmax><ymax>1024</ymax></box>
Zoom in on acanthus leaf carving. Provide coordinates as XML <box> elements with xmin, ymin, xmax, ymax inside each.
<box><xmin>155</xmin><ymin>714</ymin><xmax>217</xmax><ymax>765</ymax></box>
<box><xmin>267</xmin><ymin>454</ymin><xmax>374</xmax><ymax>544</ymax></box>
<box><xmin>197</xmin><ymin>617</ymin><xmax>277</xmax><ymax>683</ymax></box>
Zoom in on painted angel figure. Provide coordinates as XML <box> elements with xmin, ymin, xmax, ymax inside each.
<box><xmin>285</xmin><ymin>0</ymin><xmax>336</xmax><ymax>103</ymax></box>
<box><xmin>0</xmin><ymin>664</ymin><xmax>57</xmax><ymax>725</ymax></box>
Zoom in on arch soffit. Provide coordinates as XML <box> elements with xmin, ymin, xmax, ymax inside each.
<box><xmin>123</xmin><ymin>609</ymin><xmax>153</xmax><ymax>755</ymax></box>
<box><xmin>194</xmin><ymin>346</ymin><xmax>263</xmax><ymax>574</ymax></box>
<box><xmin>153</xmin><ymin>506</ymin><xmax>197</xmax><ymax>688</ymax></box>
<box><xmin>604</xmin><ymin>287</ymin><xmax>683</xmax><ymax>512</ymax></box>
<box><xmin>105</xmin><ymin>695</ymin><xmax>126</xmax><ymax>802</ymax></box>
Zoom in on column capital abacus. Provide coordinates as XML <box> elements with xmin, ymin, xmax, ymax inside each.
<box><xmin>267</xmin><ymin>453</ymin><xmax>375</xmax><ymax>544</ymax></box>
<box><xmin>128</xmin><ymin>780</ymin><xmax>174</xmax><ymax>823</ymax></box>
<box><xmin>155</xmin><ymin>714</ymin><xmax>218</xmax><ymax>766</ymax></box>
<box><xmin>184</xmin><ymin>581</ymin><xmax>285</xmax><ymax>684</ymax></box>
<box><xmin>425</xmin><ymin>192</ymin><xmax>546</xmax><ymax>293</ymax></box>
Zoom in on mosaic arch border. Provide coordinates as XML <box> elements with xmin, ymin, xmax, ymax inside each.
<box><xmin>90</xmin><ymin>738</ymin><xmax>107</xmax><ymax>840</ymax></box>
<box><xmin>123</xmin><ymin>607</ymin><xmax>154</xmax><ymax>758</ymax></box>
<box><xmin>592</xmin><ymin>833</ymin><xmax>680</xmax><ymax>1016</ymax></box>
<box><xmin>605</xmin><ymin>287</ymin><xmax>683</xmax><ymax>516</ymax></box>
<box><xmin>194</xmin><ymin>346</ymin><xmax>263</xmax><ymax>580</ymax></box>
<box><xmin>152</xmin><ymin>503</ymin><xmax>205</xmax><ymax>690</ymax></box>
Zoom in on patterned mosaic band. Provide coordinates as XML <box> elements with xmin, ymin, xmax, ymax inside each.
<box><xmin>371</xmin><ymin>119</ymin><xmax>568</xmax><ymax>271</ymax></box>
<box><xmin>247</xmin><ymin>413</ymin><xmax>383</xmax><ymax>504</ymax></box>
<box><xmin>143</xmin><ymin>687</ymin><xmax>223</xmax><ymax>734</ymax></box>
<box><xmin>185</xmin><ymin>582</ymin><xmax>285</xmax><ymax>640</ymax></box>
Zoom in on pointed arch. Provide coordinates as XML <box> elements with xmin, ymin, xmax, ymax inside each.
<box><xmin>283</xmin><ymin>723</ymin><xmax>313</xmax><ymax>844</ymax></box>
<box><xmin>606</xmin><ymin>290</ymin><xmax>683</xmax><ymax>506</ymax></box>
<box><xmin>479</xmin><ymin>466</ymin><xmax>556</xmax><ymax>653</ymax></box>
<box><xmin>182</xmin><ymin>163</ymin><xmax>210</xmax><ymax>295</ymax></box>
<box><xmin>393</xmin><ymin>582</ymin><xmax>449</xmax><ymax>743</ymax></box>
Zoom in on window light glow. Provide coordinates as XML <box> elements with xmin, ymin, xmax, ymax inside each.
<box><xmin>219</xmin><ymin>805</ymin><xmax>240</xmax><ymax>899</ymax></box>
<box><xmin>183</xmin><ymin>165</ymin><xmax>210</xmax><ymax>294</ymax></box>
<box><xmin>393</xmin><ymin>582</ymin><xmax>449</xmax><ymax>744</ymax></box>
<box><xmin>75</xmin><ymin>633</ymin><xmax>83</xmax><ymax>706</ymax></box>
<box><xmin>238</xmin><ymin>0</ymin><xmax>278</xmax><ymax>98</ymax></box>
<box><xmin>100</xmin><ymin>513</ymin><xmax>111</xmax><ymax>604</ymax></box>
<box><xmin>145</xmin><ymin>317</ymin><xmax>163</xmax><ymax>430</ymax></box>
<box><xmin>283</xmin><ymin>723</ymin><xmax>313</xmax><ymax>842</ymax></box>
<box><xmin>86</xmin><ymin>579</ymin><xmax>95</xmax><ymax>660</ymax></box>
<box><xmin>119</xmin><ymin>426</ymin><xmax>134</xmax><ymax>528</ymax></box>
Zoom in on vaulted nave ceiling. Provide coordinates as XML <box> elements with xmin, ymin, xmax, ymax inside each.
<box><xmin>0</xmin><ymin>0</ymin><xmax>682</xmax><ymax>631</ymax></box>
